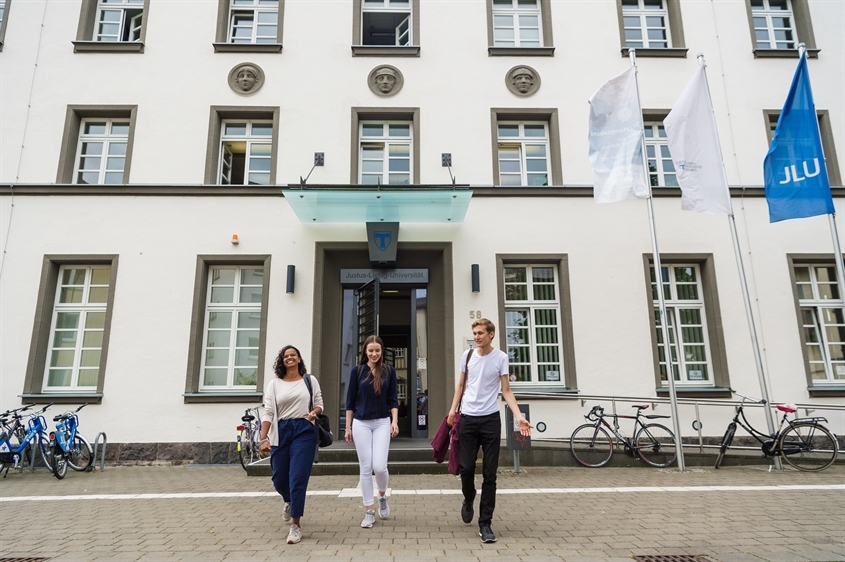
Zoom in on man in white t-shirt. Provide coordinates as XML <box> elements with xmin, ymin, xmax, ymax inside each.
<box><xmin>447</xmin><ymin>318</ymin><xmax>532</xmax><ymax>543</ymax></box>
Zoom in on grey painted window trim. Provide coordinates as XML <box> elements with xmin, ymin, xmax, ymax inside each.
<box><xmin>616</xmin><ymin>0</ymin><xmax>686</xmax><ymax>58</ymax></box>
<box><xmin>21</xmin><ymin>254</ymin><xmax>119</xmax><ymax>405</ymax></box>
<box><xmin>184</xmin><ymin>254</ymin><xmax>271</xmax><ymax>404</ymax></box>
<box><xmin>0</xmin><ymin>0</ymin><xmax>11</xmax><ymax>51</ymax></box>
<box><xmin>786</xmin><ymin>254</ymin><xmax>845</xmax><ymax>398</ymax></box>
<box><xmin>486</xmin><ymin>0</ymin><xmax>554</xmax><ymax>56</ymax></box>
<box><xmin>642</xmin><ymin>253</ymin><xmax>732</xmax><ymax>399</ymax></box>
<box><xmin>490</xmin><ymin>108</ymin><xmax>562</xmax><ymax>186</ymax></box>
<box><xmin>764</xmin><ymin>109</ymin><xmax>841</xmax><ymax>186</ymax></box>
<box><xmin>350</xmin><ymin>107</ymin><xmax>420</xmax><ymax>185</ymax></box>
<box><xmin>213</xmin><ymin>0</ymin><xmax>284</xmax><ymax>53</ymax></box>
<box><xmin>495</xmin><ymin>254</ymin><xmax>577</xmax><ymax>392</ymax></box>
<box><xmin>351</xmin><ymin>0</ymin><xmax>420</xmax><ymax>57</ymax></box>
<box><xmin>73</xmin><ymin>0</ymin><xmax>149</xmax><ymax>53</ymax></box>
<box><xmin>204</xmin><ymin>106</ymin><xmax>280</xmax><ymax>185</ymax></box>
<box><xmin>744</xmin><ymin>0</ymin><xmax>818</xmax><ymax>58</ymax></box>
<box><xmin>56</xmin><ymin>105</ymin><xmax>138</xmax><ymax>184</ymax></box>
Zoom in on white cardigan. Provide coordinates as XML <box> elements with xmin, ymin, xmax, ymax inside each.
<box><xmin>261</xmin><ymin>375</ymin><xmax>324</xmax><ymax>446</ymax></box>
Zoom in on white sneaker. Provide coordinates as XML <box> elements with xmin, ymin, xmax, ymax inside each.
<box><xmin>361</xmin><ymin>510</ymin><xmax>375</xmax><ymax>528</ymax></box>
<box><xmin>378</xmin><ymin>495</ymin><xmax>390</xmax><ymax>519</ymax></box>
<box><xmin>283</xmin><ymin>502</ymin><xmax>291</xmax><ymax>522</ymax></box>
<box><xmin>286</xmin><ymin>524</ymin><xmax>301</xmax><ymax>544</ymax></box>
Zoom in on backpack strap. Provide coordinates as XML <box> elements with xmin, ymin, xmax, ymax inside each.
<box><xmin>457</xmin><ymin>348</ymin><xmax>474</xmax><ymax>414</ymax></box>
<box><xmin>303</xmin><ymin>373</ymin><xmax>314</xmax><ymax>412</ymax></box>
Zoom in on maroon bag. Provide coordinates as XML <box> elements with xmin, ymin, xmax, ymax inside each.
<box><xmin>447</xmin><ymin>415</ymin><xmax>461</xmax><ymax>475</ymax></box>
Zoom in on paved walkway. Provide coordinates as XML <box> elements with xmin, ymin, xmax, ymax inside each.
<box><xmin>1</xmin><ymin>463</ymin><xmax>843</xmax><ymax>562</ymax></box>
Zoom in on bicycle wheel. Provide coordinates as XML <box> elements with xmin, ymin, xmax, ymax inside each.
<box><xmin>635</xmin><ymin>423</ymin><xmax>677</xmax><ymax>468</ymax></box>
<box><xmin>52</xmin><ymin>448</ymin><xmax>67</xmax><ymax>480</ymax></box>
<box><xmin>38</xmin><ymin>434</ymin><xmax>53</xmax><ymax>469</ymax></box>
<box><xmin>714</xmin><ymin>423</ymin><xmax>736</xmax><ymax>470</ymax></box>
<box><xmin>778</xmin><ymin>422</ymin><xmax>838</xmax><ymax>471</ymax></box>
<box><xmin>570</xmin><ymin>424</ymin><xmax>613</xmax><ymax>468</ymax></box>
<box><xmin>67</xmin><ymin>435</ymin><xmax>93</xmax><ymax>472</ymax></box>
<box><xmin>237</xmin><ymin>427</ymin><xmax>254</xmax><ymax>470</ymax></box>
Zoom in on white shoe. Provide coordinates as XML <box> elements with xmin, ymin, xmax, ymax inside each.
<box><xmin>361</xmin><ymin>510</ymin><xmax>375</xmax><ymax>528</ymax></box>
<box><xmin>378</xmin><ymin>495</ymin><xmax>390</xmax><ymax>519</ymax></box>
<box><xmin>283</xmin><ymin>502</ymin><xmax>291</xmax><ymax>522</ymax></box>
<box><xmin>286</xmin><ymin>524</ymin><xmax>301</xmax><ymax>544</ymax></box>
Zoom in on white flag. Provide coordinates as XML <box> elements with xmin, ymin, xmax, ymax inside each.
<box><xmin>588</xmin><ymin>66</ymin><xmax>649</xmax><ymax>203</ymax></box>
<box><xmin>664</xmin><ymin>65</ymin><xmax>732</xmax><ymax>215</ymax></box>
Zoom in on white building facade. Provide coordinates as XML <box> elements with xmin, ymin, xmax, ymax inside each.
<box><xmin>1</xmin><ymin>0</ymin><xmax>843</xmax><ymax>460</ymax></box>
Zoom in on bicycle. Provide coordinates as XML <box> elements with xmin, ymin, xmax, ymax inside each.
<box><xmin>0</xmin><ymin>404</ymin><xmax>54</xmax><ymax>476</ymax></box>
<box><xmin>714</xmin><ymin>391</ymin><xmax>839</xmax><ymax>471</ymax></box>
<box><xmin>48</xmin><ymin>404</ymin><xmax>94</xmax><ymax>479</ymax></box>
<box><xmin>236</xmin><ymin>406</ymin><xmax>266</xmax><ymax>470</ymax></box>
<box><xmin>570</xmin><ymin>404</ymin><xmax>677</xmax><ymax>468</ymax></box>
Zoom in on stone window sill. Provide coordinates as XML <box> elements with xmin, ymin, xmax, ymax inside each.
<box><xmin>753</xmin><ymin>48</ymin><xmax>819</xmax><ymax>59</ymax></box>
<box><xmin>488</xmin><ymin>46</ymin><xmax>555</xmax><ymax>57</ymax></box>
<box><xmin>807</xmin><ymin>385</ymin><xmax>845</xmax><ymax>398</ymax></box>
<box><xmin>183</xmin><ymin>392</ymin><xmax>263</xmax><ymax>404</ymax></box>
<box><xmin>351</xmin><ymin>45</ymin><xmax>420</xmax><ymax>57</ymax></box>
<box><xmin>73</xmin><ymin>40</ymin><xmax>144</xmax><ymax>53</ymax></box>
<box><xmin>656</xmin><ymin>386</ymin><xmax>733</xmax><ymax>399</ymax></box>
<box><xmin>212</xmin><ymin>42</ymin><xmax>282</xmax><ymax>53</ymax></box>
<box><xmin>621</xmin><ymin>47</ymin><xmax>688</xmax><ymax>58</ymax></box>
<box><xmin>20</xmin><ymin>393</ymin><xmax>104</xmax><ymax>405</ymax></box>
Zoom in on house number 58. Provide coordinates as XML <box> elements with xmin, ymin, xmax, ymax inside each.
<box><xmin>469</xmin><ymin>310</ymin><xmax>482</xmax><ymax>319</ymax></box>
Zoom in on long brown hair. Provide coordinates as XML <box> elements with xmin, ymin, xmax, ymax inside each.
<box><xmin>358</xmin><ymin>335</ymin><xmax>386</xmax><ymax>395</ymax></box>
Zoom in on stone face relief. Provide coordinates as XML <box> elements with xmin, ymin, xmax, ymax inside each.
<box><xmin>228</xmin><ymin>63</ymin><xmax>265</xmax><ymax>95</ymax></box>
<box><xmin>368</xmin><ymin>65</ymin><xmax>404</xmax><ymax>97</ymax></box>
<box><xmin>506</xmin><ymin>65</ymin><xmax>540</xmax><ymax>97</ymax></box>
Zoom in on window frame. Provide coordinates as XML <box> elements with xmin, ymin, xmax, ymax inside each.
<box><xmin>744</xmin><ymin>0</ymin><xmax>818</xmax><ymax>58</ymax></box>
<box><xmin>496</xmin><ymin>121</ymin><xmax>552</xmax><ymax>187</ymax></box>
<box><xmin>73</xmin><ymin>0</ymin><xmax>149</xmax><ymax>53</ymax></box>
<box><xmin>219</xmin><ymin>119</ymin><xmax>275</xmax><ymax>186</ymax></box>
<box><xmin>56</xmin><ymin>105</ymin><xmax>138</xmax><ymax>184</ymax></box>
<box><xmin>185</xmin><ymin>255</ymin><xmax>271</xmax><ymax>403</ymax></box>
<box><xmin>496</xmin><ymin>254</ymin><xmax>577</xmax><ymax>394</ymax></box>
<box><xmin>22</xmin><ymin>255</ymin><xmax>119</xmax><ymax>404</ymax></box>
<box><xmin>0</xmin><ymin>0</ymin><xmax>11</xmax><ymax>52</ymax></box>
<box><xmin>764</xmin><ymin>109</ymin><xmax>841</xmax><ymax>187</ymax></box>
<box><xmin>71</xmin><ymin>118</ymin><xmax>131</xmax><ymax>185</ymax></box>
<box><xmin>490</xmin><ymin>108</ymin><xmax>562</xmax><ymax>187</ymax></box>
<box><xmin>213</xmin><ymin>0</ymin><xmax>284</xmax><ymax>53</ymax></box>
<box><xmin>486</xmin><ymin>0</ymin><xmax>554</xmax><ymax>57</ymax></box>
<box><xmin>616</xmin><ymin>0</ymin><xmax>686</xmax><ymax>58</ymax></box>
<box><xmin>352</xmin><ymin>0</ymin><xmax>420</xmax><ymax>57</ymax></box>
<box><xmin>643</xmin><ymin>254</ymin><xmax>731</xmax><ymax>398</ymax></box>
<box><xmin>643</xmin><ymin>119</ymin><xmax>678</xmax><ymax>188</ymax></box>
<box><xmin>787</xmin><ymin>254</ymin><xmax>845</xmax><ymax>397</ymax></box>
<box><xmin>350</xmin><ymin>107</ymin><xmax>419</xmax><ymax>184</ymax></box>
<box><xmin>204</xmin><ymin>106</ymin><xmax>279</xmax><ymax>186</ymax></box>
<box><xmin>358</xmin><ymin>121</ymin><xmax>413</xmax><ymax>186</ymax></box>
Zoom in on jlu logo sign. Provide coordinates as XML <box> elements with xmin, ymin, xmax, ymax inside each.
<box><xmin>779</xmin><ymin>158</ymin><xmax>821</xmax><ymax>184</ymax></box>
<box><xmin>373</xmin><ymin>231</ymin><xmax>392</xmax><ymax>251</ymax></box>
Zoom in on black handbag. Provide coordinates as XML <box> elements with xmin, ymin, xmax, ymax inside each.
<box><xmin>303</xmin><ymin>374</ymin><xmax>333</xmax><ymax>448</ymax></box>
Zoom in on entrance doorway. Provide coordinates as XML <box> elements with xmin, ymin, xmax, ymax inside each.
<box><xmin>339</xmin><ymin>284</ymin><xmax>429</xmax><ymax>439</ymax></box>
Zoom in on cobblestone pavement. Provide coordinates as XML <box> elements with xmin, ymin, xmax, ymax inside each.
<box><xmin>1</xmin><ymin>463</ymin><xmax>843</xmax><ymax>562</ymax></box>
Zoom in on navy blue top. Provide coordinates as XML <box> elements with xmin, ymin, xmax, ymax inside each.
<box><xmin>345</xmin><ymin>364</ymin><xmax>399</xmax><ymax>421</ymax></box>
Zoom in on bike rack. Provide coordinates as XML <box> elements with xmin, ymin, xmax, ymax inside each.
<box><xmin>92</xmin><ymin>432</ymin><xmax>107</xmax><ymax>471</ymax></box>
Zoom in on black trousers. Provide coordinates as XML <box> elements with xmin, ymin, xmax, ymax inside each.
<box><xmin>458</xmin><ymin>412</ymin><xmax>501</xmax><ymax>526</ymax></box>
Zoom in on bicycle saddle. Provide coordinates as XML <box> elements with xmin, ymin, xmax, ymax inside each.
<box><xmin>776</xmin><ymin>404</ymin><xmax>797</xmax><ymax>413</ymax></box>
<box><xmin>241</xmin><ymin>414</ymin><xmax>255</xmax><ymax>422</ymax></box>
<box><xmin>632</xmin><ymin>404</ymin><xmax>649</xmax><ymax>410</ymax></box>
<box><xmin>53</xmin><ymin>413</ymin><xmax>72</xmax><ymax>422</ymax></box>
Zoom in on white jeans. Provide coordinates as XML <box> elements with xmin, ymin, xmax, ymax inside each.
<box><xmin>352</xmin><ymin>417</ymin><xmax>390</xmax><ymax>506</ymax></box>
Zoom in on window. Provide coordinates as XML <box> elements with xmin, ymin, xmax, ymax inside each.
<box><xmin>204</xmin><ymin>107</ymin><xmax>279</xmax><ymax>186</ymax></box>
<box><xmin>789</xmin><ymin>258</ymin><xmax>845</xmax><ymax>394</ymax></box>
<box><xmin>497</xmin><ymin>122</ymin><xmax>550</xmax><ymax>187</ymax></box>
<box><xmin>616</xmin><ymin>0</ymin><xmax>686</xmax><ymax>57</ymax></box>
<box><xmin>496</xmin><ymin>256</ymin><xmax>576</xmax><ymax>392</ymax></box>
<box><xmin>0</xmin><ymin>0</ymin><xmax>10</xmax><ymax>51</ymax></box>
<box><xmin>220</xmin><ymin>120</ymin><xmax>273</xmax><ymax>185</ymax></box>
<box><xmin>73</xmin><ymin>0</ymin><xmax>149</xmax><ymax>52</ymax></box>
<box><xmin>23</xmin><ymin>255</ymin><xmax>118</xmax><ymax>404</ymax></box>
<box><xmin>644</xmin><ymin>121</ymin><xmax>678</xmax><ymax>187</ymax></box>
<box><xmin>359</xmin><ymin>122</ymin><xmax>412</xmax><ymax>185</ymax></box>
<box><xmin>745</xmin><ymin>0</ymin><xmax>817</xmax><ymax>57</ymax></box>
<box><xmin>72</xmin><ymin>119</ymin><xmax>130</xmax><ymax>185</ymax></box>
<box><xmin>350</xmin><ymin>108</ymin><xmax>419</xmax><ymax>184</ymax></box>
<box><xmin>487</xmin><ymin>0</ymin><xmax>553</xmax><ymax>55</ymax></box>
<box><xmin>352</xmin><ymin>0</ymin><xmax>419</xmax><ymax>56</ymax></box>
<box><xmin>214</xmin><ymin>0</ymin><xmax>283</xmax><ymax>53</ymax></box>
<box><xmin>764</xmin><ymin>110</ymin><xmax>841</xmax><ymax>186</ymax></box>
<box><xmin>490</xmin><ymin>109</ymin><xmax>562</xmax><ymax>187</ymax></box>
<box><xmin>185</xmin><ymin>256</ymin><xmax>270</xmax><ymax>402</ymax></box>
<box><xmin>56</xmin><ymin>106</ymin><xmax>137</xmax><ymax>184</ymax></box>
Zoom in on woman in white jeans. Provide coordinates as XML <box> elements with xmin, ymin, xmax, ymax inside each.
<box><xmin>344</xmin><ymin>335</ymin><xmax>399</xmax><ymax>528</ymax></box>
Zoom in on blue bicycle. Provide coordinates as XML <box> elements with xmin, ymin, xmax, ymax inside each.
<box><xmin>0</xmin><ymin>404</ymin><xmax>54</xmax><ymax>476</ymax></box>
<box><xmin>49</xmin><ymin>404</ymin><xmax>93</xmax><ymax>479</ymax></box>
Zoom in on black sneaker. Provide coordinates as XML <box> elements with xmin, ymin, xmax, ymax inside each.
<box><xmin>461</xmin><ymin>499</ymin><xmax>474</xmax><ymax>524</ymax></box>
<box><xmin>478</xmin><ymin>524</ymin><xmax>497</xmax><ymax>543</ymax></box>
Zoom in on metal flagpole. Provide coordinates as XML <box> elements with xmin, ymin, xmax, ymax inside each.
<box><xmin>629</xmin><ymin>49</ymin><xmax>686</xmax><ymax>471</ymax></box>
<box><xmin>697</xmin><ymin>53</ymin><xmax>782</xmax><ymax>468</ymax></box>
<box><xmin>794</xmin><ymin>42</ymin><xmax>845</xmax><ymax>310</ymax></box>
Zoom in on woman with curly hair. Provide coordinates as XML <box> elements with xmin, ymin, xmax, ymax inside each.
<box><xmin>259</xmin><ymin>345</ymin><xmax>323</xmax><ymax>545</ymax></box>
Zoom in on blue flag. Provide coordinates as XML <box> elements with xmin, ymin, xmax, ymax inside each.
<box><xmin>763</xmin><ymin>53</ymin><xmax>834</xmax><ymax>222</ymax></box>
